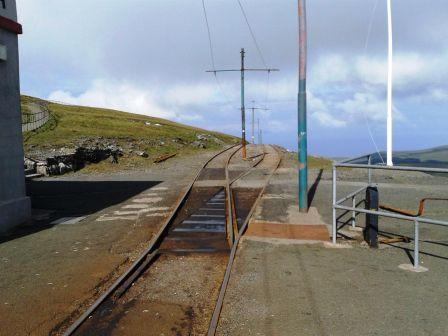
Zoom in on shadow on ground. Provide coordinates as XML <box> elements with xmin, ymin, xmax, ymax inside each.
<box><xmin>0</xmin><ymin>180</ymin><xmax>161</xmax><ymax>244</ymax></box>
<box><xmin>308</xmin><ymin>169</ymin><xmax>323</xmax><ymax>209</ymax></box>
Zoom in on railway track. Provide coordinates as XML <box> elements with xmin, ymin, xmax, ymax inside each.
<box><xmin>59</xmin><ymin>144</ymin><xmax>282</xmax><ymax>336</ymax></box>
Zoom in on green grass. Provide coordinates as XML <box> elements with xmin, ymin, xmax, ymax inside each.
<box><xmin>21</xmin><ymin>95</ymin><xmax>239</xmax><ymax>172</ymax></box>
<box><xmin>283</xmin><ymin>151</ymin><xmax>333</xmax><ymax>169</ymax></box>
<box><xmin>22</xmin><ymin>95</ymin><xmax>237</xmax><ymax>148</ymax></box>
<box><xmin>308</xmin><ymin>155</ymin><xmax>333</xmax><ymax>169</ymax></box>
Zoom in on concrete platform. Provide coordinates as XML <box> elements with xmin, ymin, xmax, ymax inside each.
<box><xmin>246</xmin><ymin>221</ymin><xmax>329</xmax><ymax>242</ymax></box>
<box><xmin>217</xmin><ymin>154</ymin><xmax>448</xmax><ymax>336</ymax></box>
<box><xmin>244</xmin><ymin>155</ymin><xmax>330</xmax><ymax>244</ymax></box>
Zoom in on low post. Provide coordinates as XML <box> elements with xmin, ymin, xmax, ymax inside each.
<box><xmin>351</xmin><ymin>196</ymin><xmax>356</xmax><ymax>229</ymax></box>
<box><xmin>414</xmin><ymin>220</ymin><xmax>419</xmax><ymax>269</ymax></box>
<box><xmin>364</xmin><ymin>186</ymin><xmax>379</xmax><ymax>248</ymax></box>
<box><xmin>332</xmin><ymin>165</ymin><xmax>337</xmax><ymax>244</ymax></box>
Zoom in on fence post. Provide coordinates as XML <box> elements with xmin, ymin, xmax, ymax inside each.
<box><xmin>368</xmin><ymin>155</ymin><xmax>372</xmax><ymax>185</ymax></box>
<box><xmin>351</xmin><ymin>196</ymin><xmax>356</xmax><ymax>229</ymax></box>
<box><xmin>364</xmin><ymin>186</ymin><xmax>379</xmax><ymax>248</ymax></box>
<box><xmin>414</xmin><ymin>220</ymin><xmax>419</xmax><ymax>269</ymax></box>
<box><xmin>332</xmin><ymin>165</ymin><xmax>337</xmax><ymax>244</ymax></box>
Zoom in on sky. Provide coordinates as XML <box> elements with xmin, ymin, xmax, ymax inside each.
<box><xmin>16</xmin><ymin>0</ymin><xmax>448</xmax><ymax>157</ymax></box>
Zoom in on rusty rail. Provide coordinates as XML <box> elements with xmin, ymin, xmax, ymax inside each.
<box><xmin>62</xmin><ymin>144</ymin><xmax>239</xmax><ymax>336</ymax></box>
<box><xmin>207</xmin><ymin>145</ymin><xmax>282</xmax><ymax>336</ymax></box>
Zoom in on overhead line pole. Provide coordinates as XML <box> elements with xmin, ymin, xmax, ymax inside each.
<box><xmin>207</xmin><ymin>48</ymin><xmax>278</xmax><ymax>159</ymax></box>
<box><xmin>298</xmin><ymin>0</ymin><xmax>308</xmax><ymax>213</ymax></box>
<box><xmin>249</xmin><ymin>101</ymin><xmax>269</xmax><ymax>144</ymax></box>
<box><xmin>241</xmin><ymin>49</ymin><xmax>247</xmax><ymax>158</ymax></box>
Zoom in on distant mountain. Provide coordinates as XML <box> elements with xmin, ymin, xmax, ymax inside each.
<box><xmin>346</xmin><ymin>145</ymin><xmax>448</xmax><ymax>168</ymax></box>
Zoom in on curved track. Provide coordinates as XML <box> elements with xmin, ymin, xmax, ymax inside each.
<box><xmin>207</xmin><ymin>145</ymin><xmax>283</xmax><ymax>335</ymax></box>
<box><xmin>61</xmin><ymin>144</ymin><xmax>282</xmax><ymax>335</ymax></box>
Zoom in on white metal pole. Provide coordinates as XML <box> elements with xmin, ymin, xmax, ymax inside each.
<box><xmin>332</xmin><ymin>166</ymin><xmax>337</xmax><ymax>244</ymax></box>
<box><xmin>414</xmin><ymin>220</ymin><xmax>419</xmax><ymax>268</ymax></box>
<box><xmin>251</xmin><ymin>107</ymin><xmax>255</xmax><ymax>144</ymax></box>
<box><xmin>387</xmin><ymin>0</ymin><xmax>394</xmax><ymax>166</ymax></box>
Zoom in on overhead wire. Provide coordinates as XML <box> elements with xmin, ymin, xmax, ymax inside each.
<box><xmin>201</xmin><ymin>0</ymin><xmax>216</xmax><ymax>70</ymax></box>
<box><xmin>236</xmin><ymin>0</ymin><xmax>268</xmax><ymax>69</ymax></box>
<box><xmin>235</xmin><ymin>0</ymin><xmax>272</xmax><ymax>129</ymax></box>
<box><xmin>361</xmin><ymin>0</ymin><xmax>385</xmax><ymax>164</ymax></box>
<box><xmin>201</xmin><ymin>0</ymin><xmax>237</xmax><ymax>109</ymax></box>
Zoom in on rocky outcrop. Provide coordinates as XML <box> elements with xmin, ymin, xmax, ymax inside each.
<box><xmin>25</xmin><ymin>146</ymin><xmax>123</xmax><ymax>177</ymax></box>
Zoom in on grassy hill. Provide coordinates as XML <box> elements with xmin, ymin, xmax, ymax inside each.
<box><xmin>343</xmin><ymin>146</ymin><xmax>448</xmax><ymax>169</ymax></box>
<box><xmin>394</xmin><ymin>146</ymin><xmax>448</xmax><ymax>166</ymax></box>
<box><xmin>21</xmin><ymin>95</ymin><xmax>238</xmax><ymax>172</ymax></box>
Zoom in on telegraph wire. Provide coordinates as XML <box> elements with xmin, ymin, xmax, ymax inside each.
<box><xmin>236</xmin><ymin>0</ymin><xmax>268</xmax><ymax>69</ymax></box>
<box><xmin>361</xmin><ymin>0</ymin><xmax>385</xmax><ymax>164</ymax></box>
<box><xmin>236</xmin><ymin>0</ymin><xmax>273</xmax><ymax>121</ymax></box>
<box><xmin>201</xmin><ymin>0</ymin><xmax>216</xmax><ymax>70</ymax></box>
<box><xmin>201</xmin><ymin>0</ymin><xmax>237</xmax><ymax>109</ymax></box>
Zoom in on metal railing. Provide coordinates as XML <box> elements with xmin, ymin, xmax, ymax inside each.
<box><xmin>22</xmin><ymin>104</ymin><xmax>51</xmax><ymax>132</ymax></box>
<box><xmin>332</xmin><ymin>154</ymin><xmax>448</xmax><ymax>270</ymax></box>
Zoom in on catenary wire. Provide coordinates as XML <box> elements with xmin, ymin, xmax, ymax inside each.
<box><xmin>201</xmin><ymin>0</ymin><xmax>237</xmax><ymax>109</ymax></box>
<box><xmin>362</xmin><ymin>0</ymin><xmax>385</xmax><ymax>164</ymax></box>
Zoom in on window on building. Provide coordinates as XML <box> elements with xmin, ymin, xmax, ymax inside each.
<box><xmin>1</xmin><ymin>0</ymin><xmax>6</xmax><ymax>9</ymax></box>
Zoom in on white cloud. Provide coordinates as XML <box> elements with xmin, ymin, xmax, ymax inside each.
<box><xmin>266</xmin><ymin>120</ymin><xmax>294</xmax><ymax>132</ymax></box>
<box><xmin>313</xmin><ymin>111</ymin><xmax>347</xmax><ymax>128</ymax></box>
<box><xmin>336</xmin><ymin>92</ymin><xmax>386</xmax><ymax>122</ymax></box>
<box><xmin>428</xmin><ymin>88</ymin><xmax>448</xmax><ymax>101</ymax></box>
<box><xmin>316</xmin><ymin>50</ymin><xmax>448</xmax><ymax>92</ymax></box>
<box><xmin>312</xmin><ymin>54</ymin><xmax>350</xmax><ymax>84</ymax></box>
<box><xmin>164</xmin><ymin>83</ymin><xmax>219</xmax><ymax>106</ymax></box>
<box><xmin>308</xmin><ymin>50</ymin><xmax>448</xmax><ymax>128</ymax></box>
<box><xmin>48</xmin><ymin>80</ymin><xmax>176</xmax><ymax>119</ymax></box>
<box><xmin>355</xmin><ymin>57</ymin><xmax>386</xmax><ymax>86</ymax></box>
<box><xmin>308</xmin><ymin>92</ymin><xmax>347</xmax><ymax>128</ymax></box>
<box><xmin>47</xmin><ymin>79</ymin><xmax>236</xmax><ymax>123</ymax></box>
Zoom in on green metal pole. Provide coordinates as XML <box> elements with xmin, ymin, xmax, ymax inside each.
<box><xmin>241</xmin><ymin>48</ymin><xmax>247</xmax><ymax>159</ymax></box>
<box><xmin>298</xmin><ymin>0</ymin><xmax>308</xmax><ymax>212</ymax></box>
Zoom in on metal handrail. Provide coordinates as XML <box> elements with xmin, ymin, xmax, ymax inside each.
<box><xmin>335</xmin><ymin>162</ymin><xmax>448</xmax><ymax>174</ymax></box>
<box><xmin>332</xmin><ymin>157</ymin><xmax>448</xmax><ymax>271</ymax></box>
<box><xmin>22</xmin><ymin>104</ymin><xmax>51</xmax><ymax>132</ymax></box>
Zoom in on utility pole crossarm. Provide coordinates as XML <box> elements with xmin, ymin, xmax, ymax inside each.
<box><xmin>249</xmin><ymin>104</ymin><xmax>270</xmax><ymax>145</ymax></box>
<box><xmin>205</xmin><ymin>48</ymin><xmax>279</xmax><ymax>159</ymax></box>
<box><xmin>206</xmin><ymin>68</ymin><xmax>279</xmax><ymax>73</ymax></box>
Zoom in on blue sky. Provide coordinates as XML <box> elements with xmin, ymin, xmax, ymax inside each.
<box><xmin>16</xmin><ymin>0</ymin><xmax>448</xmax><ymax>157</ymax></box>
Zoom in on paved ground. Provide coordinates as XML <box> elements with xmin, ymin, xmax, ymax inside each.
<box><xmin>0</xmin><ymin>150</ymin><xmax>219</xmax><ymax>335</ymax></box>
<box><xmin>68</xmin><ymin>145</ymin><xmax>274</xmax><ymax>336</ymax></box>
<box><xmin>2</xmin><ymin>147</ymin><xmax>447</xmax><ymax>335</ymax></box>
<box><xmin>217</xmin><ymin>154</ymin><xmax>448</xmax><ymax>336</ymax></box>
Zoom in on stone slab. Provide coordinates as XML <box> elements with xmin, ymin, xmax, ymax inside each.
<box><xmin>246</xmin><ymin>221</ymin><xmax>329</xmax><ymax>241</ymax></box>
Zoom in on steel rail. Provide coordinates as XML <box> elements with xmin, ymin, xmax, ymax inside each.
<box><xmin>224</xmin><ymin>145</ymin><xmax>266</xmax><ymax>243</ymax></box>
<box><xmin>207</xmin><ymin>145</ymin><xmax>283</xmax><ymax>336</ymax></box>
<box><xmin>225</xmin><ymin>145</ymin><xmax>267</xmax><ymax>242</ymax></box>
<box><xmin>62</xmin><ymin>144</ymin><xmax>239</xmax><ymax>336</ymax></box>
<box><xmin>225</xmin><ymin>146</ymin><xmax>243</xmax><ymax>244</ymax></box>
<box><xmin>229</xmin><ymin>145</ymin><xmax>266</xmax><ymax>185</ymax></box>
